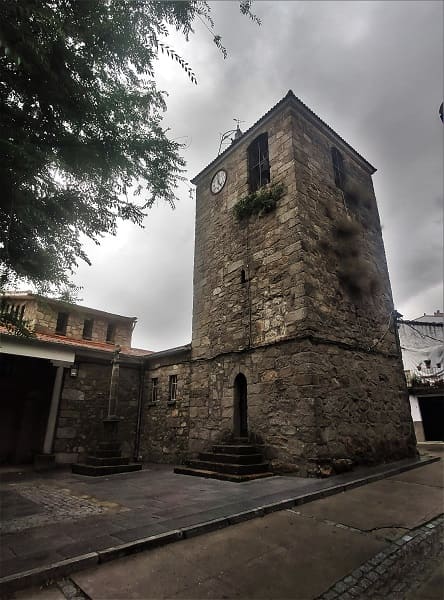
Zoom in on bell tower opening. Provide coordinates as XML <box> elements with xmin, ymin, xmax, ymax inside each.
<box><xmin>233</xmin><ymin>373</ymin><xmax>248</xmax><ymax>438</ymax></box>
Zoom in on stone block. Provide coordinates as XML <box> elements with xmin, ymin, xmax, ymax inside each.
<box><xmin>57</xmin><ymin>427</ymin><xmax>77</xmax><ymax>439</ymax></box>
<box><xmin>62</xmin><ymin>389</ymin><xmax>85</xmax><ymax>402</ymax></box>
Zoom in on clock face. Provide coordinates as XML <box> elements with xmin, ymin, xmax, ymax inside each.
<box><xmin>211</xmin><ymin>169</ymin><xmax>227</xmax><ymax>194</ymax></box>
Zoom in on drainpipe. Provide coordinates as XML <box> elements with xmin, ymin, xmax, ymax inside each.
<box><xmin>133</xmin><ymin>359</ymin><xmax>146</xmax><ymax>461</ymax></box>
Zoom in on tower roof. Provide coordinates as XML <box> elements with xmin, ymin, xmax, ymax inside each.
<box><xmin>191</xmin><ymin>90</ymin><xmax>376</xmax><ymax>185</ymax></box>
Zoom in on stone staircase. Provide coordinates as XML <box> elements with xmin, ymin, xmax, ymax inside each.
<box><xmin>174</xmin><ymin>438</ymin><xmax>273</xmax><ymax>482</ymax></box>
<box><xmin>72</xmin><ymin>440</ymin><xmax>142</xmax><ymax>476</ymax></box>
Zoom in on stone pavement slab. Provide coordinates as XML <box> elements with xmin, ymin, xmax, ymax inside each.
<box><xmin>297</xmin><ymin>477</ymin><xmax>444</xmax><ymax>533</ymax></box>
<box><xmin>389</xmin><ymin>460</ymin><xmax>444</xmax><ymax>488</ymax></box>
<box><xmin>71</xmin><ymin>510</ymin><xmax>386</xmax><ymax>600</ymax></box>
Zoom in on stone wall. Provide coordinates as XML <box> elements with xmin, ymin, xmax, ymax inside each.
<box><xmin>289</xmin><ymin>107</ymin><xmax>397</xmax><ymax>352</ymax></box>
<box><xmin>189</xmin><ymin>339</ymin><xmax>415</xmax><ymax>475</ymax></box>
<box><xmin>53</xmin><ymin>358</ymin><xmax>140</xmax><ymax>463</ymax></box>
<box><xmin>192</xmin><ymin>106</ymin><xmax>302</xmax><ymax>360</ymax></box>
<box><xmin>139</xmin><ymin>348</ymin><xmax>191</xmax><ymax>463</ymax></box>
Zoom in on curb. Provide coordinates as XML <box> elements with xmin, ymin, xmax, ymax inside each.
<box><xmin>0</xmin><ymin>554</ymin><xmax>98</xmax><ymax>597</ymax></box>
<box><xmin>0</xmin><ymin>455</ymin><xmax>439</xmax><ymax>595</ymax></box>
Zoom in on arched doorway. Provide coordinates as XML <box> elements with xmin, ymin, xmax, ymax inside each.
<box><xmin>233</xmin><ymin>373</ymin><xmax>248</xmax><ymax>437</ymax></box>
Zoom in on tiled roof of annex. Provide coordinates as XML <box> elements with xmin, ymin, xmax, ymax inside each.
<box><xmin>0</xmin><ymin>327</ymin><xmax>153</xmax><ymax>358</ymax></box>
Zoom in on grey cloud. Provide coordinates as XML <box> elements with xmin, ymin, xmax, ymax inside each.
<box><xmin>73</xmin><ymin>0</ymin><xmax>443</xmax><ymax>350</ymax></box>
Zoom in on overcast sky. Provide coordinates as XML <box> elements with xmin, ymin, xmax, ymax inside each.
<box><xmin>72</xmin><ymin>0</ymin><xmax>443</xmax><ymax>352</ymax></box>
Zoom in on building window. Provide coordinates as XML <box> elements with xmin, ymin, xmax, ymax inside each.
<box><xmin>331</xmin><ymin>147</ymin><xmax>346</xmax><ymax>190</ymax></box>
<box><xmin>168</xmin><ymin>374</ymin><xmax>178</xmax><ymax>403</ymax></box>
<box><xmin>55</xmin><ymin>312</ymin><xmax>68</xmax><ymax>335</ymax></box>
<box><xmin>106</xmin><ymin>323</ymin><xmax>116</xmax><ymax>343</ymax></box>
<box><xmin>151</xmin><ymin>378</ymin><xmax>158</xmax><ymax>403</ymax></box>
<box><xmin>247</xmin><ymin>132</ymin><xmax>270</xmax><ymax>193</ymax></box>
<box><xmin>82</xmin><ymin>318</ymin><xmax>94</xmax><ymax>340</ymax></box>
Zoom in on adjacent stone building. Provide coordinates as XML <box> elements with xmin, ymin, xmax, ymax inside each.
<box><xmin>1</xmin><ymin>91</ymin><xmax>417</xmax><ymax>475</ymax></box>
<box><xmin>0</xmin><ymin>292</ymin><xmax>147</xmax><ymax>465</ymax></box>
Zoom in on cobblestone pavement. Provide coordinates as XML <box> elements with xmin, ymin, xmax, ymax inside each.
<box><xmin>1</xmin><ymin>483</ymin><xmax>117</xmax><ymax>534</ymax></box>
<box><xmin>317</xmin><ymin>514</ymin><xmax>444</xmax><ymax>599</ymax></box>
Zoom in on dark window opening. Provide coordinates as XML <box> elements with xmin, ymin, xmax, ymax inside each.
<box><xmin>331</xmin><ymin>147</ymin><xmax>346</xmax><ymax>190</ymax></box>
<box><xmin>169</xmin><ymin>374</ymin><xmax>177</xmax><ymax>403</ymax></box>
<box><xmin>106</xmin><ymin>323</ymin><xmax>116</xmax><ymax>343</ymax></box>
<box><xmin>247</xmin><ymin>133</ymin><xmax>270</xmax><ymax>193</ymax></box>
<box><xmin>82</xmin><ymin>318</ymin><xmax>94</xmax><ymax>340</ymax></box>
<box><xmin>241</xmin><ymin>269</ymin><xmax>246</xmax><ymax>284</ymax></box>
<box><xmin>55</xmin><ymin>312</ymin><xmax>68</xmax><ymax>335</ymax></box>
<box><xmin>151</xmin><ymin>378</ymin><xmax>158</xmax><ymax>403</ymax></box>
<box><xmin>424</xmin><ymin>359</ymin><xmax>431</xmax><ymax>369</ymax></box>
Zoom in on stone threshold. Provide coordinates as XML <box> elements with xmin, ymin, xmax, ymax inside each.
<box><xmin>0</xmin><ymin>454</ymin><xmax>439</xmax><ymax>595</ymax></box>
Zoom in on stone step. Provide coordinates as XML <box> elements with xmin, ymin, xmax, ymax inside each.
<box><xmin>97</xmin><ymin>442</ymin><xmax>121</xmax><ymax>453</ymax></box>
<box><xmin>186</xmin><ymin>459</ymin><xmax>270</xmax><ymax>476</ymax></box>
<box><xmin>174</xmin><ymin>466</ymin><xmax>274</xmax><ymax>483</ymax></box>
<box><xmin>86</xmin><ymin>456</ymin><xmax>130</xmax><ymax>466</ymax></box>
<box><xmin>212</xmin><ymin>444</ymin><xmax>259</xmax><ymax>455</ymax></box>
<box><xmin>94</xmin><ymin>449</ymin><xmax>123</xmax><ymax>459</ymax></box>
<box><xmin>72</xmin><ymin>462</ymin><xmax>142</xmax><ymax>477</ymax></box>
<box><xmin>199</xmin><ymin>452</ymin><xmax>264</xmax><ymax>465</ymax></box>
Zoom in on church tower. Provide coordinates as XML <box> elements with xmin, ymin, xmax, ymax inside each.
<box><xmin>189</xmin><ymin>91</ymin><xmax>416</xmax><ymax>475</ymax></box>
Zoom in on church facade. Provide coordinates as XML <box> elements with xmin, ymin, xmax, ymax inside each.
<box><xmin>1</xmin><ymin>91</ymin><xmax>416</xmax><ymax>476</ymax></box>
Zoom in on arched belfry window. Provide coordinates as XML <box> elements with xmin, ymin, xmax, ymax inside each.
<box><xmin>247</xmin><ymin>133</ymin><xmax>270</xmax><ymax>193</ymax></box>
<box><xmin>331</xmin><ymin>147</ymin><xmax>346</xmax><ymax>190</ymax></box>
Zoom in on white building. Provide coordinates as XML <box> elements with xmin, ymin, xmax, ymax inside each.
<box><xmin>399</xmin><ymin>311</ymin><xmax>444</xmax><ymax>442</ymax></box>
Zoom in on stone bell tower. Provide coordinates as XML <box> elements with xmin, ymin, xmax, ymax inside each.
<box><xmin>189</xmin><ymin>90</ymin><xmax>416</xmax><ymax>475</ymax></box>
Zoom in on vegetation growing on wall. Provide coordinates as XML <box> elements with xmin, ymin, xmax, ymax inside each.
<box><xmin>233</xmin><ymin>183</ymin><xmax>285</xmax><ymax>221</ymax></box>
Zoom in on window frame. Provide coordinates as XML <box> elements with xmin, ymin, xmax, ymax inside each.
<box><xmin>331</xmin><ymin>147</ymin><xmax>346</xmax><ymax>190</ymax></box>
<box><xmin>247</xmin><ymin>132</ymin><xmax>270</xmax><ymax>193</ymax></box>
<box><xmin>82</xmin><ymin>318</ymin><xmax>94</xmax><ymax>340</ymax></box>
<box><xmin>151</xmin><ymin>377</ymin><xmax>159</xmax><ymax>404</ymax></box>
<box><xmin>168</xmin><ymin>374</ymin><xmax>178</xmax><ymax>403</ymax></box>
<box><xmin>106</xmin><ymin>322</ymin><xmax>116</xmax><ymax>343</ymax></box>
<box><xmin>55</xmin><ymin>312</ymin><xmax>68</xmax><ymax>335</ymax></box>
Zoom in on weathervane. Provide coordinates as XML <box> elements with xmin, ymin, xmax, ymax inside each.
<box><xmin>217</xmin><ymin>118</ymin><xmax>245</xmax><ymax>155</ymax></box>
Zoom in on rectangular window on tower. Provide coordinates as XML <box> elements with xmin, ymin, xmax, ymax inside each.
<box><xmin>247</xmin><ymin>133</ymin><xmax>270</xmax><ymax>193</ymax></box>
<box><xmin>168</xmin><ymin>374</ymin><xmax>178</xmax><ymax>403</ymax></box>
<box><xmin>331</xmin><ymin>147</ymin><xmax>346</xmax><ymax>190</ymax></box>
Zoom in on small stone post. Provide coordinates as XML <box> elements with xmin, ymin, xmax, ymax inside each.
<box><xmin>107</xmin><ymin>345</ymin><xmax>121</xmax><ymax>418</ymax></box>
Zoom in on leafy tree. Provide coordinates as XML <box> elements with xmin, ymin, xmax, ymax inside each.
<box><xmin>0</xmin><ymin>0</ymin><xmax>259</xmax><ymax>304</ymax></box>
